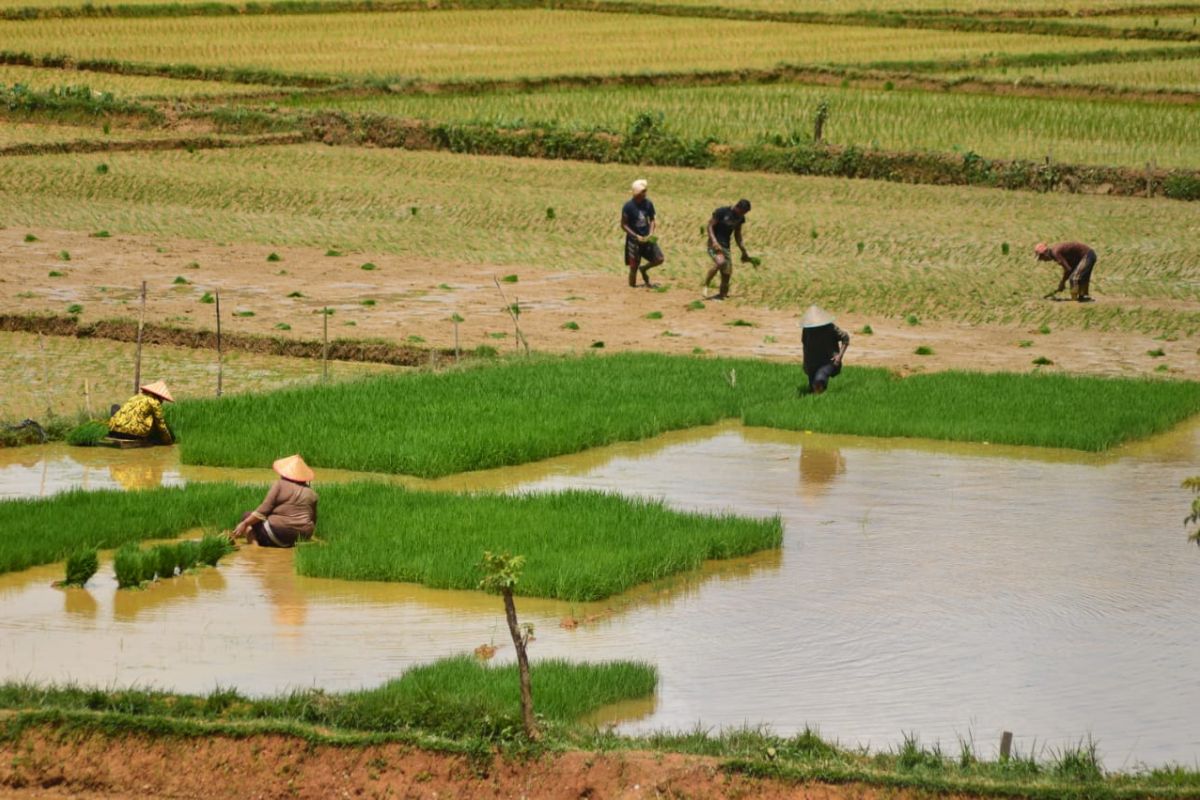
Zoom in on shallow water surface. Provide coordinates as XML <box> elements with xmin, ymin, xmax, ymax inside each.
<box><xmin>1</xmin><ymin>424</ymin><xmax>1199</xmax><ymax>767</ymax></box>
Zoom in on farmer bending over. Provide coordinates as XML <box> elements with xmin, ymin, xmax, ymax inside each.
<box><xmin>1035</xmin><ymin>241</ymin><xmax>1096</xmax><ymax>302</ymax></box>
<box><xmin>231</xmin><ymin>455</ymin><xmax>319</xmax><ymax>548</ymax></box>
<box><xmin>107</xmin><ymin>380</ymin><xmax>174</xmax><ymax>445</ymax></box>
<box><xmin>622</xmin><ymin>178</ymin><xmax>664</xmax><ymax>288</ymax></box>
<box><xmin>801</xmin><ymin>305</ymin><xmax>849</xmax><ymax>395</ymax></box>
<box><xmin>704</xmin><ymin>199</ymin><xmax>753</xmax><ymax>300</ymax></box>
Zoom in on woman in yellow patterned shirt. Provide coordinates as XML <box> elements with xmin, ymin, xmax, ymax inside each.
<box><xmin>107</xmin><ymin>381</ymin><xmax>175</xmax><ymax>445</ymax></box>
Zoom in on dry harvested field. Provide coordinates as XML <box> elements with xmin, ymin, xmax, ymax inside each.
<box><xmin>0</xmin><ymin>11</ymin><xmax>1190</xmax><ymax>82</ymax></box>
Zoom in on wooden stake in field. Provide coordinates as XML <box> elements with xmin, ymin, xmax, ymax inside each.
<box><xmin>493</xmin><ymin>277</ymin><xmax>529</xmax><ymax>356</ymax></box>
<box><xmin>322</xmin><ymin>307</ymin><xmax>330</xmax><ymax>384</ymax></box>
<box><xmin>83</xmin><ymin>378</ymin><xmax>92</xmax><ymax>417</ymax></box>
<box><xmin>132</xmin><ymin>279</ymin><xmax>147</xmax><ymax>394</ymax></box>
<box><xmin>38</xmin><ymin>334</ymin><xmax>51</xmax><ymax>418</ymax></box>
<box><xmin>215</xmin><ymin>290</ymin><xmax>224</xmax><ymax>398</ymax></box>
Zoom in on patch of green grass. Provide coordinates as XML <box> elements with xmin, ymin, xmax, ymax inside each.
<box><xmin>745</xmin><ymin>366</ymin><xmax>1200</xmax><ymax>451</ymax></box>
<box><xmin>65</xmin><ymin>420</ymin><xmax>109</xmax><ymax>447</ymax></box>
<box><xmin>562</xmin><ymin>321</ymin><xmax>580</xmax><ymax>330</ymax></box>
<box><xmin>1018</xmin><ymin>340</ymin><xmax>1033</xmax><ymax>347</ymax></box>
<box><xmin>166</xmin><ymin>355</ymin><xmax>1200</xmax><ymax>479</ymax></box>
<box><xmin>727</xmin><ymin>319</ymin><xmax>756</xmax><ymax>327</ymax></box>
<box><xmin>23</xmin><ymin>234</ymin><xmax>37</xmax><ymax>242</ymax></box>
<box><xmin>1032</xmin><ymin>356</ymin><xmax>1054</xmax><ymax>366</ymax></box>
<box><xmin>297</xmin><ymin>484</ymin><xmax>780</xmax><ymax>600</ymax></box>
<box><xmin>501</xmin><ymin>274</ymin><xmax>519</xmax><ymax>283</ymax></box>
<box><xmin>185</xmin><ymin>261</ymin><xmax>199</xmax><ymax>269</ymax></box>
<box><xmin>859</xmin><ymin>325</ymin><xmax>873</xmax><ymax>335</ymax></box>
<box><xmin>266</xmin><ymin>252</ymin><xmax>282</xmax><ymax>262</ymax></box>
<box><xmin>58</xmin><ymin>250</ymin><xmax>71</xmax><ymax>261</ymax></box>
<box><xmin>1156</xmin><ymin>364</ymin><xmax>1170</xmax><ymax>373</ymax></box>
<box><xmin>406</xmin><ymin>335</ymin><xmax>425</xmax><ymax>344</ymax></box>
<box><xmin>360</xmin><ymin>262</ymin><xmax>377</xmax><ymax>271</ymax></box>
<box><xmin>233</xmin><ymin>310</ymin><xmax>255</xmax><ymax>318</ymax></box>
<box><xmin>1038</xmin><ymin>323</ymin><xmax>1052</xmax><ymax>335</ymax></box>
<box><xmin>61</xmin><ymin>548</ymin><xmax>98</xmax><ymax>589</ymax></box>
<box><xmin>488</xmin><ymin>332</ymin><xmax>508</xmax><ymax>340</ymax></box>
<box><xmin>66</xmin><ymin>304</ymin><xmax>83</xmax><ymax>315</ymax></box>
<box><xmin>439</xmin><ymin>283</ymin><xmax>454</xmax><ymax>290</ymax></box>
<box><xmin>90</xmin><ymin>230</ymin><xmax>111</xmax><ymax>239</ymax></box>
<box><xmin>914</xmin><ymin>346</ymin><xmax>934</xmax><ymax>356</ymax></box>
<box><xmin>360</xmin><ymin>299</ymin><xmax>376</xmax><ymax>307</ymax></box>
<box><xmin>905</xmin><ymin>314</ymin><xmax>920</xmax><ymax>326</ymax></box>
<box><xmin>287</xmin><ymin>291</ymin><xmax>304</xmax><ymax>298</ymax></box>
<box><xmin>687</xmin><ymin>300</ymin><xmax>705</xmax><ymax>311</ymax></box>
<box><xmin>199</xmin><ymin>292</ymin><xmax>215</xmax><ymax>304</ymax></box>
<box><xmin>47</xmin><ymin>270</ymin><xmax>64</xmax><ymax>278</ymax></box>
<box><xmin>0</xmin><ymin>655</ymin><xmax>656</xmax><ymax>740</ymax></box>
<box><xmin>692</xmin><ymin>347</ymin><xmax>706</xmax><ymax>355</ymax></box>
<box><xmin>325</xmin><ymin>249</ymin><xmax>343</xmax><ymax>257</ymax></box>
<box><xmin>1148</xmin><ymin>348</ymin><xmax>1166</xmax><ymax>358</ymax></box>
<box><xmin>645</xmin><ymin>311</ymin><xmax>664</xmax><ymax>320</ymax></box>
<box><xmin>275</xmin><ymin>323</ymin><xmax>292</xmax><ymax>331</ymax></box>
<box><xmin>590</xmin><ymin>341</ymin><xmax>605</xmax><ymax>348</ymax></box>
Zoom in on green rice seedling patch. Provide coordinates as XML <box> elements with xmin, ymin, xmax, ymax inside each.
<box><xmin>1018</xmin><ymin>340</ymin><xmax>1033</xmax><ymax>347</ymax></box>
<box><xmin>199</xmin><ymin>292</ymin><xmax>214</xmax><ymax>304</ymax></box>
<box><xmin>325</xmin><ymin>249</ymin><xmax>342</xmax><ymax>257</ymax></box>
<box><xmin>90</xmin><ymin>230</ymin><xmax>110</xmax><ymax>238</ymax></box>
<box><xmin>360</xmin><ymin>262</ymin><xmax>376</xmax><ymax>271</ymax></box>
<box><xmin>23</xmin><ymin>234</ymin><xmax>37</xmax><ymax>242</ymax></box>
<box><xmin>266</xmin><ymin>252</ymin><xmax>281</xmax><ymax>262</ymax></box>
<box><xmin>1032</xmin><ymin>356</ymin><xmax>1054</xmax><ymax>365</ymax></box>
<box><xmin>233</xmin><ymin>310</ymin><xmax>255</xmax><ymax>318</ymax></box>
<box><xmin>1038</xmin><ymin>323</ymin><xmax>1052</xmax><ymax>334</ymax></box>
<box><xmin>562</xmin><ymin>321</ymin><xmax>580</xmax><ymax>330</ymax></box>
<box><xmin>275</xmin><ymin>323</ymin><xmax>291</xmax><ymax>330</ymax></box>
<box><xmin>360</xmin><ymin>299</ymin><xmax>376</xmax><ymax>307</ymax></box>
<box><xmin>645</xmin><ymin>311</ymin><xmax>663</xmax><ymax>320</ymax></box>
<box><xmin>727</xmin><ymin>319</ymin><xmax>756</xmax><ymax>327</ymax></box>
<box><xmin>47</xmin><ymin>270</ymin><xmax>63</xmax><ymax>278</ymax></box>
<box><xmin>0</xmin><ymin>656</ymin><xmax>655</xmax><ymax>739</ymax></box>
<box><xmin>172</xmin><ymin>276</ymin><xmax>189</xmax><ymax>285</ymax></box>
<box><xmin>113</xmin><ymin>534</ymin><xmax>233</xmax><ymax>589</ymax></box>
<box><xmin>590</xmin><ymin>340</ymin><xmax>605</xmax><ymax>348</ymax></box>
<box><xmin>59</xmin><ymin>548</ymin><xmax>97</xmax><ymax>589</ymax></box>
<box><xmin>687</xmin><ymin>300</ymin><xmax>705</xmax><ymax>311</ymax></box>
<box><xmin>296</xmin><ymin>484</ymin><xmax>781</xmax><ymax>601</ymax></box>
<box><xmin>1148</xmin><ymin>347</ymin><xmax>1166</xmax><ymax>357</ymax></box>
<box><xmin>57</xmin><ymin>250</ymin><xmax>70</xmax><ymax>261</ymax></box>
<box><xmin>859</xmin><ymin>325</ymin><xmax>873</xmax><ymax>335</ymax></box>
<box><xmin>66</xmin><ymin>304</ymin><xmax>82</xmax><ymax>315</ymax></box>
<box><xmin>914</xmin><ymin>345</ymin><xmax>934</xmax><ymax>355</ymax></box>
<box><xmin>65</xmin><ymin>420</ymin><xmax>108</xmax><ymax>446</ymax></box>
<box><xmin>501</xmin><ymin>274</ymin><xmax>519</xmax><ymax>283</ymax></box>
<box><xmin>287</xmin><ymin>291</ymin><xmax>304</xmax><ymax>298</ymax></box>
<box><xmin>744</xmin><ymin>366</ymin><xmax>1200</xmax><ymax>451</ymax></box>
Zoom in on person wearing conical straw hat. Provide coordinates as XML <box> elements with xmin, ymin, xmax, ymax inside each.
<box><xmin>231</xmin><ymin>455</ymin><xmax>319</xmax><ymax>548</ymax></box>
<box><xmin>106</xmin><ymin>380</ymin><xmax>175</xmax><ymax>445</ymax></box>
<box><xmin>1034</xmin><ymin>241</ymin><xmax>1096</xmax><ymax>302</ymax></box>
<box><xmin>622</xmin><ymin>178</ymin><xmax>664</xmax><ymax>289</ymax></box>
<box><xmin>800</xmin><ymin>305</ymin><xmax>850</xmax><ymax>395</ymax></box>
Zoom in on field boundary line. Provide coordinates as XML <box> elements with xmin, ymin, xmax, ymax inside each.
<box><xmin>0</xmin><ymin>130</ymin><xmax>305</xmax><ymax>157</ymax></box>
<box><xmin>0</xmin><ymin>312</ymin><xmax>461</xmax><ymax>366</ymax></box>
<box><xmin>2</xmin><ymin>0</ymin><xmax>1200</xmax><ymax>43</ymax></box>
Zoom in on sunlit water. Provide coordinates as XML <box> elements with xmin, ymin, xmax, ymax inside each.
<box><xmin>1</xmin><ymin>424</ymin><xmax>1198</xmax><ymax>768</ymax></box>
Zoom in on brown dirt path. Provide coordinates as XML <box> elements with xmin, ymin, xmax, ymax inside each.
<box><xmin>0</xmin><ymin>726</ymin><xmax>949</xmax><ymax>800</ymax></box>
<box><xmin>3</xmin><ymin>228</ymin><xmax>1194</xmax><ymax>380</ymax></box>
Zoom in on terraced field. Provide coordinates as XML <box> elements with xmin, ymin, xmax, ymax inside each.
<box><xmin>0</xmin><ymin>65</ymin><xmax>276</xmax><ymax>97</ymax></box>
<box><xmin>0</xmin><ymin>11</ymin><xmax>1191</xmax><ymax>83</ymax></box>
<box><xmin>960</xmin><ymin>56</ymin><xmax>1200</xmax><ymax>91</ymax></box>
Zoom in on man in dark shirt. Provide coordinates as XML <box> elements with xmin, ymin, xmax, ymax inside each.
<box><xmin>704</xmin><ymin>199</ymin><xmax>752</xmax><ymax>300</ymax></box>
<box><xmin>800</xmin><ymin>305</ymin><xmax>850</xmax><ymax>395</ymax></box>
<box><xmin>621</xmin><ymin>178</ymin><xmax>664</xmax><ymax>288</ymax></box>
<box><xmin>1035</xmin><ymin>241</ymin><xmax>1096</xmax><ymax>302</ymax></box>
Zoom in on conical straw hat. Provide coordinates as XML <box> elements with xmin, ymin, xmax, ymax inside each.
<box><xmin>799</xmin><ymin>305</ymin><xmax>835</xmax><ymax>328</ymax></box>
<box><xmin>139</xmin><ymin>380</ymin><xmax>175</xmax><ymax>403</ymax></box>
<box><xmin>273</xmin><ymin>454</ymin><xmax>314</xmax><ymax>483</ymax></box>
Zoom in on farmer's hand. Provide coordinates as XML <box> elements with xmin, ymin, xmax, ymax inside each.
<box><xmin>637</xmin><ymin>235</ymin><xmax>647</xmax><ymax>244</ymax></box>
<box><xmin>741</xmin><ymin>252</ymin><xmax>753</xmax><ymax>263</ymax></box>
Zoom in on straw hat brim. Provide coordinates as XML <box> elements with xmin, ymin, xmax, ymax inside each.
<box><xmin>139</xmin><ymin>381</ymin><xmax>175</xmax><ymax>403</ymax></box>
<box><xmin>799</xmin><ymin>305</ymin><xmax>836</xmax><ymax>328</ymax></box>
<box><xmin>273</xmin><ymin>455</ymin><xmax>314</xmax><ymax>483</ymax></box>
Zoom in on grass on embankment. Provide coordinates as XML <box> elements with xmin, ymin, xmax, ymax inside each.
<box><xmin>0</xmin><ymin>655</ymin><xmax>657</xmax><ymax>740</ymax></box>
<box><xmin>168</xmin><ymin>354</ymin><xmax>1200</xmax><ymax>477</ymax></box>
<box><xmin>0</xmin><ymin>481</ymin><xmax>782</xmax><ymax>600</ymax></box>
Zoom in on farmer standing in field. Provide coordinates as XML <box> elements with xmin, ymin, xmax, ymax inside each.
<box><xmin>800</xmin><ymin>305</ymin><xmax>850</xmax><ymax>395</ymax></box>
<box><xmin>106</xmin><ymin>381</ymin><xmax>175</xmax><ymax>445</ymax></box>
<box><xmin>1035</xmin><ymin>241</ymin><xmax>1096</xmax><ymax>302</ymax></box>
<box><xmin>622</xmin><ymin>178</ymin><xmax>664</xmax><ymax>288</ymax></box>
<box><xmin>703</xmin><ymin>199</ymin><xmax>753</xmax><ymax>300</ymax></box>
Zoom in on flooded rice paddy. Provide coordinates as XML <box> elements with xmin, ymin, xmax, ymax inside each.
<box><xmin>1</xmin><ymin>423</ymin><xmax>1199</xmax><ymax>767</ymax></box>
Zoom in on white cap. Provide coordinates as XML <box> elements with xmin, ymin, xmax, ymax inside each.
<box><xmin>631</xmin><ymin>179</ymin><xmax>648</xmax><ymax>195</ymax></box>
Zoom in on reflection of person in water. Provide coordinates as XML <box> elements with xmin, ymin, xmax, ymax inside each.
<box><xmin>109</xmin><ymin>461</ymin><xmax>165</xmax><ymax>492</ymax></box>
<box><xmin>798</xmin><ymin>444</ymin><xmax>846</xmax><ymax>505</ymax></box>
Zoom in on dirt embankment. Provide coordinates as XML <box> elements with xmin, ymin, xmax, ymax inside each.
<box><xmin>0</xmin><ymin>724</ymin><xmax>905</xmax><ymax>800</ymax></box>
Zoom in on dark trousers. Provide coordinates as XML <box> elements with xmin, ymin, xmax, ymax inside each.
<box><xmin>808</xmin><ymin>362</ymin><xmax>841</xmax><ymax>392</ymax></box>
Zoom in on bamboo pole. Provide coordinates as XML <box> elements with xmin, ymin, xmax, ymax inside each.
<box><xmin>215</xmin><ymin>290</ymin><xmax>223</xmax><ymax>397</ymax></box>
<box><xmin>322</xmin><ymin>308</ymin><xmax>329</xmax><ymax>383</ymax></box>
<box><xmin>133</xmin><ymin>280</ymin><xmax>146</xmax><ymax>394</ymax></box>
<box><xmin>39</xmin><ymin>334</ymin><xmax>51</xmax><ymax>418</ymax></box>
<box><xmin>83</xmin><ymin>378</ymin><xmax>92</xmax><ymax>417</ymax></box>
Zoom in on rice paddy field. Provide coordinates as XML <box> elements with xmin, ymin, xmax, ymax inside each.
<box><xmin>0</xmin><ymin>12</ymin><xmax>1188</xmax><ymax>83</ymax></box>
<box><xmin>290</xmin><ymin>82</ymin><xmax>1200</xmax><ymax>168</ymax></box>
<box><xmin>1</xmin><ymin>146</ymin><xmax>1196</xmax><ymax>335</ymax></box>
<box><xmin>1</xmin><ymin>0</ymin><xmax>1200</xmax><ymax>788</ymax></box>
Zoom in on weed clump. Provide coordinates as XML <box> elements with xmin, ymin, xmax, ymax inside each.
<box><xmin>48</xmin><ymin>271</ymin><xmax>64</xmax><ymax>278</ymax></box>
<box><xmin>61</xmin><ymin>548</ymin><xmax>98</xmax><ymax>588</ymax></box>
<box><xmin>1148</xmin><ymin>348</ymin><xmax>1166</xmax><ymax>358</ymax></box>
<box><xmin>727</xmin><ymin>319</ymin><xmax>756</xmax><ymax>327</ymax></box>
<box><xmin>172</xmin><ymin>276</ymin><xmax>189</xmax><ymax>285</ymax></box>
<box><xmin>562</xmin><ymin>321</ymin><xmax>580</xmax><ymax>330</ymax></box>
<box><xmin>233</xmin><ymin>311</ymin><xmax>255</xmax><ymax>318</ymax></box>
<box><xmin>199</xmin><ymin>292</ymin><xmax>215</xmax><ymax>304</ymax></box>
<box><xmin>590</xmin><ymin>341</ymin><xmax>605</xmax><ymax>348</ymax></box>
<box><xmin>1033</xmin><ymin>356</ymin><xmax>1054</xmax><ymax>365</ymax></box>
<box><xmin>67</xmin><ymin>304</ymin><xmax>83</xmax><ymax>315</ymax></box>
<box><xmin>905</xmin><ymin>314</ymin><xmax>920</xmax><ymax>326</ymax></box>
<box><xmin>266</xmin><ymin>252</ymin><xmax>282</xmax><ymax>262</ymax></box>
<box><xmin>287</xmin><ymin>291</ymin><xmax>304</xmax><ymax>298</ymax></box>
<box><xmin>859</xmin><ymin>324</ymin><xmax>873</xmax><ymax>335</ymax></box>
<box><xmin>113</xmin><ymin>535</ymin><xmax>234</xmax><ymax>590</ymax></box>
<box><xmin>23</xmin><ymin>234</ymin><xmax>37</xmax><ymax>242</ymax></box>
<box><xmin>90</xmin><ymin>230</ymin><xmax>110</xmax><ymax>239</ymax></box>
<box><xmin>645</xmin><ymin>311</ymin><xmax>663</xmax><ymax>320</ymax></box>
<box><xmin>275</xmin><ymin>323</ymin><xmax>292</xmax><ymax>331</ymax></box>
<box><xmin>501</xmin><ymin>274</ymin><xmax>519</xmax><ymax>283</ymax></box>
<box><xmin>687</xmin><ymin>300</ymin><xmax>705</xmax><ymax>311</ymax></box>
<box><xmin>325</xmin><ymin>249</ymin><xmax>343</xmax><ymax>257</ymax></box>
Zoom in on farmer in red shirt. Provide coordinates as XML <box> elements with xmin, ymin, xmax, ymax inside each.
<box><xmin>1035</xmin><ymin>241</ymin><xmax>1096</xmax><ymax>302</ymax></box>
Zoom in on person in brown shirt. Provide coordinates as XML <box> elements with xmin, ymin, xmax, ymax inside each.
<box><xmin>1035</xmin><ymin>241</ymin><xmax>1096</xmax><ymax>302</ymax></box>
<box><xmin>231</xmin><ymin>454</ymin><xmax>318</xmax><ymax>548</ymax></box>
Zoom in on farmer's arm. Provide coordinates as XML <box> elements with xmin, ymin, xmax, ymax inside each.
<box><xmin>735</xmin><ymin>225</ymin><xmax>750</xmax><ymax>260</ymax></box>
<box><xmin>707</xmin><ymin>217</ymin><xmax>719</xmax><ymax>249</ymax></box>
<box><xmin>833</xmin><ymin>326</ymin><xmax>850</xmax><ymax>365</ymax></box>
<box><xmin>621</xmin><ymin>211</ymin><xmax>640</xmax><ymax>241</ymax></box>
<box><xmin>151</xmin><ymin>403</ymin><xmax>173</xmax><ymax>445</ymax></box>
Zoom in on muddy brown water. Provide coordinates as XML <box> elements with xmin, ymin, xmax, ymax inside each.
<box><xmin>1</xmin><ymin>424</ymin><xmax>1199</xmax><ymax>768</ymax></box>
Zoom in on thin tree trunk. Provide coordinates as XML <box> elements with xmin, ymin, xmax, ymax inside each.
<box><xmin>502</xmin><ymin>588</ymin><xmax>538</xmax><ymax>740</ymax></box>
<box><xmin>215</xmin><ymin>290</ymin><xmax>223</xmax><ymax>397</ymax></box>
<box><xmin>322</xmin><ymin>309</ymin><xmax>329</xmax><ymax>383</ymax></box>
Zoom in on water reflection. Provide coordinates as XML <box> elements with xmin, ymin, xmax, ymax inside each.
<box><xmin>62</xmin><ymin>587</ymin><xmax>98</xmax><ymax>620</ymax></box>
<box><xmin>798</xmin><ymin>443</ymin><xmax>846</xmax><ymax>506</ymax></box>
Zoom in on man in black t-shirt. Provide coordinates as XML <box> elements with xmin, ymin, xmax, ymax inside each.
<box><xmin>704</xmin><ymin>199</ymin><xmax>752</xmax><ymax>300</ymax></box>
<box><xmin>621</xmin><ymin>178</ymin><xmax>664</xmax><ymax>288</ymax></box>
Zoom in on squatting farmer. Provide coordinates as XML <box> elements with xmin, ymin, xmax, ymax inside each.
<box><xmin>107</xmin><ymin>380</ymin><xmax>175</xmax><ymax>445</ymax></box>
<box><xmin>231</xmin><ymin>454</ymin><xmax>319</xmax><ymax>548</ymax></box>
<box><xmin>800</xmin><ymin>305</ymin><xmax>850</xmax><ymax>395</ymax></box>
<box><xmin>704</xmin><ymin>199</ymin><xmax>753</xmax><ymax>300</ymax></box>
<box><xmin>621</xmin><ymin>178</ymin><xmax>664</xmax><ymax>288</ymax></box>
<box><xmin>1035</xmin><ymin>241</ymin><xmax>1096</xmax><ymax>302</ymax></box>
